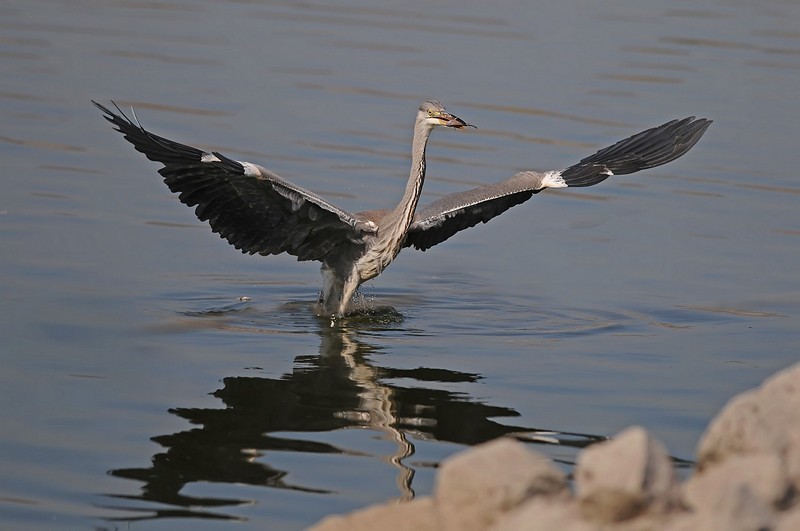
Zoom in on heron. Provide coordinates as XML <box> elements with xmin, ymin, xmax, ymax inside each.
<box><xmin>93</xmin><ymin>100</ymin><xmax>711</xmax><ymax>317</ymax></box>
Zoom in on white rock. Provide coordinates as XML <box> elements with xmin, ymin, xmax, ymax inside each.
<box><xmin>775</xmin><ymin>505</ymin><xmax>800</xmax><ymax>531</ymax></box>
<box><xmin>575</xmin><ymin>426</ymin><xmax>677</xmax><ymax>523</ymax></box>
<box><xmin>309</xmin><ymin>497</ymin><xmax>438</xmax><ymax>531</ymax></box>
<box><xmin>310</xmin><ymin>363</ymin><xmax>800</xmax><ymax>531</ymax></box>
<box><xmin>683</xmin><ymin>453</ymin><xmax>789</xmax><ymax>511</ymax></box>
<box><xmin>666</xmin><ymin>483</ymin><xmax>774</xmax><ymax>531</ymax></box>
<box><xmin>697</xmin><ymin>362</ymin><xmax>800</xmax><ymax>491</ymax></box>
<box><xmin>434</xmin><ymin>437</ymin><xmax>567</xmax><ymax>531</ymax></box>
<box><xmin>490</xmin><ymin>497</ymin><xmax>592</xmax><ymax>531</ymax></box>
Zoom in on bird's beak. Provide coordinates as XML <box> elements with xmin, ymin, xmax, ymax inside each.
<box><xmin>442</xmin><ymin>112</ymin><xmax>476</xmax><ymax>129</ymax></box>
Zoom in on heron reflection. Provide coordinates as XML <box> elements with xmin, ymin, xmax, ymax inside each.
<box><xmin>103</xmin><ymin>321</ymin><xmax>607</xmax><ymax>522</ymax></box>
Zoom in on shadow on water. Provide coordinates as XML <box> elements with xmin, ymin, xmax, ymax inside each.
<box><xmin>100</xmin><ymin>301</ymin><xmax>624</xmax><ymax>523</ymax></box>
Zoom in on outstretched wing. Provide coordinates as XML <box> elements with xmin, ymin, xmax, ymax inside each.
<box><xmin>94</xmin><ymin>101</ymin><xmax>375</xmax><ymax>263</ymax></box>
<box><xmin>405</xmin><ymin>116</ymin><xmax>711</xmax><ymax>251</ymax></box>
<box><xmin>559</xmin><ymin>116</ymin><xmax>712</xmax><ymax>187</ymax></box>
<box><xmin>404</xmin><ymin>171</ymin><xmax>554</xmax><ymax>251</ymax></box>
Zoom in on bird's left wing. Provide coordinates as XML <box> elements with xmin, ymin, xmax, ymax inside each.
<box><xmin>94</xmin><ymin>101</ymin><xmax>375</xmax><ymax>263</ymax></box>
<box><xmin>405</xmin><ymin>171</ymin><xmax>559</xmax><ymax>251</ymax></box>
<box><xmin>405</xmin><ymin>116</ymin><xmax>711</xmax><ymax>252</ymax></box>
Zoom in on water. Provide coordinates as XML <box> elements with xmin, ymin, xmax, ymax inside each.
<box><xmin>1</xmin><ymin>0</ymin><xmax>799</xmax><ymax>529</ymax></box>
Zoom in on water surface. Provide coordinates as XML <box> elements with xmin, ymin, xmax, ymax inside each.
<box><xmin>1</xmin><ymin>0</ymin><xmax>799</xmax><ymax>529</ymax></box>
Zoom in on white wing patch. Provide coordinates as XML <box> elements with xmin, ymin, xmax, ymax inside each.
<box><xmin>240</xmin><ymin>161</ymin><xmax>262</xmax><ymax>177</ymax></box>
<box><xmin>201</xmin><ymin>155</ymin><xmax>263</xmax><ymax>180</ymax></box>
<box><xmin>541</xmin><ymin>170</ymin><xmax>567</xmax><ymax>189</ymax></box>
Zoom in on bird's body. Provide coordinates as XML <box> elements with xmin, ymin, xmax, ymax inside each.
<box><xmin>94</xmin><ymin>100</ymin><xmax>711</xmax><ymax>317</ymax></box>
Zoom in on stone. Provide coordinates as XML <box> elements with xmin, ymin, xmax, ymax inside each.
<box><xmin>697</xmin><ymin>362</ymin><xmax>800</xmax><ymax>490</ymax></box>
<box><xmin>490</xmin><ymin>497</ymin><xmax>593</xmax><ymax>531</ymax></box>
<box><xmin>309</xmin><ymin>497</ymin><xmax>438</xmax><ymax>531</ymax></box>
<box><xmin>310</xmin><ymin>363</ymin><xmax>800</xmax><ymax>531</ymax></box>
<box><xmin>666</xmin><ymin>483</ymin><xmax>774</xmax><ymax>531</ymax></box>
<box><xmin>434</xmin><ymin>437</ymin><xmax>568</xmax><ymax>531</ymax></box>
<box><xmin>683</xmin><ymin>453</ymin><xmax>790</xmax><ymax>511</ymax></box>
<box><xmin>776</xmin><ymin>505</ymin><xmax>800</xmax><ymax>531</ymax></box>
<box><xmin>575</xmin><ymin>426</ymin><xmax>677</xmax><ymax>523</ymax></box>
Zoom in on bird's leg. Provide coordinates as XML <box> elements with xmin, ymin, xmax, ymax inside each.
<box><xmin>319</xmin><ymin>264</ymin><xmax>343</xmax><ymax>316</ymax></box>
<box><xmin>320</xmin><ymin>263</ymin><xmax>362</xmax><ymax>317</ymax></box>
<box><xmin>337</xmin><ymin>267</ymin><xmax>362</xmax><ymax>317</ymax></box>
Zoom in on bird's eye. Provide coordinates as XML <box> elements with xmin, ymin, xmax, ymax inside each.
<box><xmin>427</xmin><ymin>110</ymin><xmax>436</xmax><ymax>117</ymax></box>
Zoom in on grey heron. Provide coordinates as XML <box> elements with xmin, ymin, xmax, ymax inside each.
<box><xmin>93</xmin><ymin>100</ymin><xmax>711</xmax><ymax>317</ymax></box>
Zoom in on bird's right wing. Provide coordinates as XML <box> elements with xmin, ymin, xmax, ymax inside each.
<box><xmin>94</xmin><ymin>101</ymin><xmax>375</xmax><ymax>263</ymax></box>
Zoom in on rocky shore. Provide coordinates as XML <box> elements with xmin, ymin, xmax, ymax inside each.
<box><xmin>311</xmin><ymin>362</ymin><xmax>800</xmax><ymax>531</ymax></box>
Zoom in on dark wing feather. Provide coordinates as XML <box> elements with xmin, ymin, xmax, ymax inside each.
<box><xmin>560</xmin><ymin>116</ymin><xmax>712</xmax><ymax>187</ymax></box>
<box><xmin>405</xmin><ymin>116</ymin><xmax>711</xmax><ymax>251</ymax></box>
<box><xmin>93</xmin><ymin>101</ymin><xmax>373</xmax><ymax>262</ymax></box>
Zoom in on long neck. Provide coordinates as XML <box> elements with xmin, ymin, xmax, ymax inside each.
<box><xmin>384</xmin><ymin>119</ymin><xmax>432</xmax><ymax>232</ymax></box>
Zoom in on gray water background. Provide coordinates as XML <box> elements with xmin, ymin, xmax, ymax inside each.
<box><xmin>1</xmin><ymin>0</ymin><xmax>799</xmax><ymax>529</ymax></box>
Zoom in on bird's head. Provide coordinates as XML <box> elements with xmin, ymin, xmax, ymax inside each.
<box><xmin>418</xmin><ymin>100</ymin><xmax>475</xmax><ymax>130</ymax></box>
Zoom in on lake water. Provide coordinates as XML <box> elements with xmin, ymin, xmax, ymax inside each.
<box><xmin>1</xmin><ymin>0</ymin><xmax>799</xmax><ymax>529</ymax></box>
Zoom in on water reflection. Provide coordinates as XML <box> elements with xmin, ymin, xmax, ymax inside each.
<box><xmin>103</xmin><ymin>315</ymin><xmax>607</xmax><ymax>522</ymax></box>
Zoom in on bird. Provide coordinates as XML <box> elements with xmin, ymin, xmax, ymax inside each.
<box><xmin>93</xmin><ymin>100</ymin><xmax>711</xmax><ymax>317</ymax></box>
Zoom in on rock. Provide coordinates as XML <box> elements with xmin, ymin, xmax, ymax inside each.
<box><xmin>310</xmin><ymin>362</ymin><xmax>800</xmax><ymax>531</ymax></box>
<box><xmin>575</xmin><ymin>426</ymin><xmax>677</xmax><ymax>523</ymax></box>
<box><xmin>489</xmin><ymin>498</ymin><xmax>596</xmax><ymax>531</ymax></box>
<box><xmin>697</xmin><ymin>363</ymin><xmax>800</xmax><ymax>491</ymax></box>
<box><xmin>490</xmin><ymin>497</ymin><xmax>593</xmax><ymax>531</ymax></box>
<box><xmin>683</xmin><ymin>453</ymin><xmax>790</xmax><ymax>511</ymax></box>
<box><xmin>309</xmin><ymin>497</ymin><xmax>438</xmax><ymax>531</ymax></box>
<box><xmin>434</xmin><ymin>437</ymin><xmax>568</xmax><ymax>531</ymax></box>
<box><xmin>666</xmin><ymin>483</ymin><xmax>774</xmax><ymax>531</ymax></box>
<box><xmin>776</xmin><ymin>505</ymin><xmax>800</xmax><ymax>531</ymax></box>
